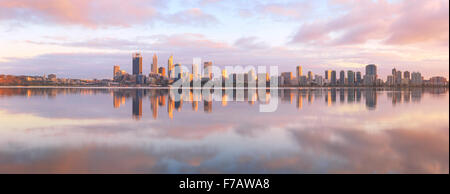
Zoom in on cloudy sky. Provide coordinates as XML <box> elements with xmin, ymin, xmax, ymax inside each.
<box><xmin>0</xmin><ymin>0</ymin><xmax>448</xmax><ymax>79</ymax></box>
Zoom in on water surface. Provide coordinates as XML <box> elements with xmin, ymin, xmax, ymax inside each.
<box><xmin>0</xmin><ymin>87</ymin><xmax>448</xmax><ymax>173</ymax></box>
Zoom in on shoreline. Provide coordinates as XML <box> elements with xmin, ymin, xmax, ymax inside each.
<box><xmin>0</xmin><ymin>86</ymin><xmax>448</xmax><ymax>89</ymax></box>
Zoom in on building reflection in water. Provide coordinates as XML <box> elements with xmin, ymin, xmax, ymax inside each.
<box><xmin>132</xmin><ymin>90</ymin><xmax>143</xmax><ymax>120</ymax></box>
<box><xmin>0</xmin><ymin>87</ymin><xmax>442</xmax><ymax>121</ymax></box>
<box><xmin>100</xmin><ymin>87</ymin><xmax>439</xmax><ymax>120</ymax></box>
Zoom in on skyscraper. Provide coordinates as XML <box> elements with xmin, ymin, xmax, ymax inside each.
<box><xmin>192</xmin><ymin>62</ymin><xmax>199</xmax><ymax>80</ymax></box>
<box><xmin>331</xmin><ymin>70</ymin><xmax>337</xmax><ymax>85</ymax></box>
<box><xmin>325</xmin><ymin>70</ymin><xmax>332</xmax><ymax>81</ymax></box>
<box><xmin>168</xmin><ymin>55</ymin><xmax>174</xmax><ymax>78</ymax></box>
<box><xmin>132</xmin><ymin>53</ymin><xmax>143</xmax><ymax>75</ymax></box>
<box><xmin>364</xmin><ymin>64</ymin><xmax>377</xmax><ymax>85</ymax></box>
<box><xmin>307</xmin><ymin>71</ymin><xmax>313</xmax><ymax>82</ymax></box>
<box><xmin>222</xmin><ymin>69</ymin><xmax>228</xmax><ymax>79</ymax></box>
<box><xmin>204</xmin><ymin>61</ymin><xmax>212</xmax><ymax>79</ymax></box>
<box><xmin>296</xmin><ymin>66</ymin><xmax>302</xmax><ymax>78</ymax></box>
<box><xmin>158</xmin><ymin>67</ymin><xmax>166</xmax><ymax>77</ymax></box>
<box><xmin>174</xmin><ymin>64</ymin><xmax>183</xmax><ymax>79</ymax></box>
<box><xmin>339</xmin><ymin>70</ymin><xmax>345</xmax><ymax>85</ymax></box>
<box><xmin>404</xmin><ymin>71</ymin><xmax>410</xmax><ymax>80</ymax></box>
<box><xmin>347</xmin><ymin>70</ymin><xmax>355</xmax><ymax>86</ymax></box>
<box><xmin>113</xmin><ymin>65</ymin><xmax>120</xmax><ymax>78</ymax></box>
<box><xmin>152</xmin><ymin>54</ymin><xmax>158</xmax><ymax>74</ymax></box>
<box><xmin>365</xmin><ymin>64</ymin><xmax>377</xmax><ymax>77</ymax></box>
<box><xmin>411</xmin><ymin>72</ymin><xmax>423</xmax><ymax>86</ymax></box>
<box><xmin>356</xmin><ymin>71</ymin><xmax>362</xmax><ymax>84</ymax></box>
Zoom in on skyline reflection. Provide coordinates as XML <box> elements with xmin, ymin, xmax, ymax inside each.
<box><xmin>106</xmin><ymin>88</ymin><xmax>444</xmax><ymax>120</ymax></box>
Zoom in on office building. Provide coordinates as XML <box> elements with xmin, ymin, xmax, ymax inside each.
<box><xmin>192</xmin><ymin>63</ymin><xmax>199</xmax><ymax>80</ymax></box>
<box><xmin>307</xmin><ymin>71</ymin><xmax>314</xmax><ymax>82</ymax></box>
<box><xmin>168</xmin><ymin>55</ymin><xmax>174</xmax><ymax>78</ymax></box>
<box><xmin>152</xmin><ymin>54</ymin><xmax>158</xmax><ymax>74</ymax></box>
<box><xmin>347</xmin><ymin>70</ymin><xmax>355</xmax><ymax>86</ymax></box>
<box><xmin>158</xmin><ymin>67</ymin><xmax>166</xmax><ymax>77</ymax></box>
<box><xmin>356</xmin><ymin>71</ymin><xmax>362</xmax><ymax>84</ymax></box>
<box><xmin>296</xmin><ymin>66</ymin><xmax>302</xmax><ymax>78</ymax></box>
<box><xmin>325</xmin><ymin>70</ymin><xmax>332</xmax><ymax>81</ymax></box>
<box><xmin>411</xmin><ymin>72</ymin><xmax>423</xmax><ymax>86</ymax></box>
<box><xmin>364</xmin><ymin>64</ymin><xmax>377</xmax><ymax>85</ymax></box>
<box><xmin>339</xmin><ymin>70</ymin><xmax>345</xmax><ymax>85</ymax></box>
<box><xmin>132</xmin><ymin>53</ymin><xmax>143</xmax><ymax>75</ymax></box>
<box><xmin>404</xmin><ymin>71</ymin><xmax>410</xmax><ymax>80</ymax></box>
<box><xmin>330</xmin><ymin>70</ymin><xmax>337</xmax><ymax>85</ymax></box>
<box><xmin>204</xmin><ymin>61</ymin><xmax>213</xmax><ymax>79</ymax></box>
<box><xmin>113</xmin><ymin>65</ymin><xmax>120</xmax><ymax>78</ymax></box>
<box><xmin>174</xmin><ymin>64</ymin><xmax>183</xmax><ymax>79</ymax></box>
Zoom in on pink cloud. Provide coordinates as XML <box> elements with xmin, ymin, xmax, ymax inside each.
<box><xmin>0</xmin><ymin>0</ymin><xmax>218</xmax><ymax>27</ymax></box>
<box><xmin>0</xmin><ymin>0</ymin><xmax>160</xmax><ymax>27</ymax></box>
<box><xmin>291</xmin><ymin>0</ymin><xmax>449</xmax><ymax>46</ymax></box>
<box><xmin>386</xmin><ymin>0</ymin><xmax>449</xmax><ymax>44</ymax></box>
<box><xmin>164</xmin><ymin>8</ymin><xmax>219</xmax><ymax>26</ymax></box>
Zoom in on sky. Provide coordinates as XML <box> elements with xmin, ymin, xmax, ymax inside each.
<box><xmin>0</xmin><ymin>0</ymin><xmax>448</xmax><ymax>79</ymax></box>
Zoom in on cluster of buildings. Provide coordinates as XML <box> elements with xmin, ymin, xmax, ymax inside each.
<box><xmin>0</xmin><ymin>74</ymin><xmax>114</xmax><ymax>86</ymax></box>
<box><xmin>1</xmin><ymin>52</ymin><xmax>448</xmax><ymax>87</ymax></box>
<box><xmin>113</xmin><ymin>53</ymin><xmax>221</xmax><ymax>87</ymax></box>
<box><xmin>112</xmin><ymin>52</ymin><xmax>447</xmax><ymax>87</ymax></box>
<box><xmin>279</xmin><ymin>64</ymin><xmax>448</xmax><ymax>87</ymax></box>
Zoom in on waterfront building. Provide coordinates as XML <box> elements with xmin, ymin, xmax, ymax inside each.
<box><xmin>174</xmin><ymin>64</ymin><xmax>183</xmax><ymax>79</ymax></box>
<box><xmin>281</xmin><ymin>72</ymin><xmax>293</xmax><ymax>86</ymax></box>
<box><xmin>158</xmin><ymin>67</ymin><xmax>166</xmax><ymax>77</ymax></box>
<box><xmin>325</xmin><ymin>70</ymin><xmax>332</xmax><ymax>81</ymax></box>
<box><xmin>152</xmin><ymin>54</ymin><xmax>158</xmax><ymax>74</ymax></box>
<box><xmin>395</xmin><ymin>71</ymin><xmax>402</xmax><ymax>85</ymax></box>
<box><xmin>429</xmin><ymin>76</ymin><xmax>448</xmax><ymax>86</ymax></box>
<box><xmin>364</xmin><ymin>64</ymin><xmax>377</xmax><ymax>86</ymax></box>
<box><xmin>132</xmin><ymin>53</ymin><xmax>143</xmax><ymax>75</ymax></box>
<box><xmin>296</xmin><ymin>66</ymin><xmax>303</xmax><ymax>78</ymax></box>
<box><xmin>168</xmin><ymin>55</ymin><xmax>174</xmax><ymax>78</ymax></box>
<box><xmin>113</xmin><ymin>65</ymin><xmax>120</xmax><ymax>78</ymax></box>
<box><xmin>404</xmin><ymin>71</ymin><xmax>410</xmax><ymax>81</ymax></box>
<box><xmin>204</xmin><ymin>61</ymin><xmax>213</xmax><ymax>79</ymax></box>
<box><xmin>330</xmin><ymin>70</ymin><xmax>337</xmax><ymax>85</ymax></box>
<box><xmin>339</xmin><ymin>70</ymin><xmax>345</xmax><ymax>85</ymax></box>
<box><xmin>192</xmin><ymin>62</ymin><xmax>199</xmax><ymax>80</ymax></box>
<box><xmin>347</xmin><ymin>70</ymin><xmax>355</xmax><ymax>86</ymax></box>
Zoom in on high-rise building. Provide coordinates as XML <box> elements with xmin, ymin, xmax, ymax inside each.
<box><xmin>296</xmin><ymin>66</ymin><xmax>302</xmax><ymax>78</ymax></box>
<box><xmin>330</xmin><ymin>70</ymin><xmax>337</xmax><ymax>85</ymax></box>
<box><xmin>395</xmin><ymin>71</ymin><xmax>402</xmax><ymax>85</ymax></box>
<box><xmin>364</xmin><ymin>64</ymin><xmax>377</xmax><ymax>85</ymax></box>
<box><xmin>222</xmin><ymin>69</ymin><xmax>228</xmax><ymax>79</ymax></box>
<box><xmin>281</xmin><ymin>72</ymin><xmax>293</xmax><ymax>86</ymax></box>
<box><xmin>174</xmin><ymin>64</ymin><xmax>183</xmax><ymax>79</ymax></box>
<box><xmin>132</xmin><ymin>53</ymin><xmax>143</xmax><ymax>75</ymax></box>
<box><xmin>152</xmin><ymin>54</ymin><xmax>158</xmax><ymax>74</ymax></box>
<box><xmin>404</xmin><ymin>71</ymin><xmax>410</xmax><ymax>80</ymax></box>
<box><xmin>307</xmin><ymin>71</ymin><xmax>314</xmax><ymax>82</ymax></box>
<box><xmin>168</xmin><ymin>55</ymin><xmax>174</xmax><ymax>78</ymax></box>
<box><xmin>325</xmin><ymin>70</ymin><xmax>332</xmax><ymax>81</ymax></box>
<box><xmin>204</xmin><ymin>61</ymin><xmax>213</xmax><ymax>79</ymax></box>
<box><xmin>347</xmin><ymin>70</ymin><xmax>355</xmax><ymax>86</ymax></box>
<box><xmin>113</xmin><ymin>65</ymin><xmax>120</xmax><ymax>78</ymax></box>
<box><xmin>411</xmin><ymin>72</ymin><xmax>423</xmax><ymax>86</ymax></box>
<box><xmin>356</xmin><ymin>71</ymin><xmax>362</xmax><ymax>84</ymax></box>
<box><xmin>192</xmin><ymin>63</ymin><xmax>199</xmax><ymax>80</ymax></box>
<box><xmin>158</xmin><ymin>67</ymin><xmax>166</xmax><ymax>77</ymax></box>
<box><xmin>366</xmin><ymin>64</ymin><xmax>377</xmax><ymax>77</ymax></box>
<box><xmin>339</xmin><ymin>70</ymin><xmax>345</xmax><ymax>85</ymax></box>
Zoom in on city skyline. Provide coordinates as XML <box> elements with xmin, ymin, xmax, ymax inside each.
<box><xmin>0</xmin><ymin>0</ymin><xmax>448</xmax><ymax>79</ymax></box>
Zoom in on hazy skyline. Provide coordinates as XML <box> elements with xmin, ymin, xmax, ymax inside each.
<box><xmin>0</xmin><ymin>0</ymin><xmax>448</xmax><ymax>79</ymax></box>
